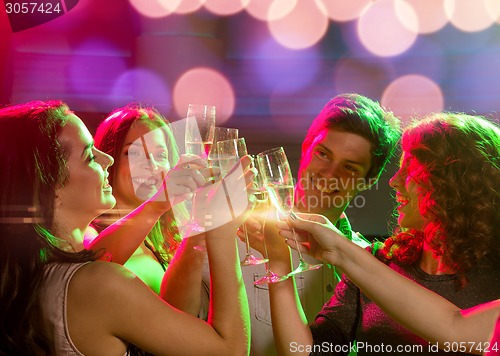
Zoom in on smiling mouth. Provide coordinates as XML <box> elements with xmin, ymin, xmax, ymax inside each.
<box><xmin>396</xmin><ymin>194</ymin><xmax>409</xmax><ymax>207</ymax></box>
<box><xmin>102</xmin><ymin>179</ymin><xmax>112</xmax><ymax>191</ymax></box>
<box><xmin>133</xmin><ymin>177</ymin><xmax>157</xmax><ymax>186</ymax></box>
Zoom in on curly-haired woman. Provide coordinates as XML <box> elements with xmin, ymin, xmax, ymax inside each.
<box><xmin>269</xmin><ymin>112</ymin><xmax>500</xmax><ymax>355</ymax></box>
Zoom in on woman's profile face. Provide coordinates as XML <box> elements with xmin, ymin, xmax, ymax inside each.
<box><xmin>389</xmin><ymin>152</ymin><xmax>425</xmax><ymax>231</ymax></box>
<box><xmin>55</xmin><ymin>114</ymin><xmax>116</xmax><ymax>223</ymax></box>
<box><xmin>114</xmin><ymin>121</ymin><xmax>171</xmax><ymax>206</ymax></box>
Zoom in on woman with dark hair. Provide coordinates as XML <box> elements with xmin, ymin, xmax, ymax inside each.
<box><xmin>0</xmin><ymin>100</ymin><xmax>252</xmax><ymax>355</ymax></box>
<box><xmin>86</xmin><ymin>105</ymin><xmax>212</xmax><ymax>314</ymax></box>
<box><xmin>269</xmin><ymin>112</ymin><xmax>500</xmax><ymax>355</ymax></box>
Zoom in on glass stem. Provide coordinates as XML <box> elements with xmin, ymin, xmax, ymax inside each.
<box><xmin>260</xmin><ymin>218</ymin><xmax>271</xmax><ymax>274</ymax></box>
<box><xmin>243</xmin><ymin>223</ymin><xmax>251</xmax><ymax>255</ymax></box>
<box><xmin>290</xmin><ymin>225</ymin><xmax>305</xmax><ymax>262</ymax></box>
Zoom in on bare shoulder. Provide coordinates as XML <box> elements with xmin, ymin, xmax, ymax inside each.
<box><xmin>69</xmin><ymin>261</ymin><xmax>141</xmax><ymax>301</ymax></box>
<box><xmin>67</xmin><ymin>261</ymin><xmax>160</xmax><ymax>354</ymax></box>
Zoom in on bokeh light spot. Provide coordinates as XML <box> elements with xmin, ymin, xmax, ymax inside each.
<box><xmin>396</xmin><ymin>0</ymin><xmax>449</xmax><ymax>34</ymax></box>
<box><xmin>268</xmin><ymin>0</ymin><xmax>329</xmax><ymax>50</ymax></box>
<box><xmin>128</xmin><ymin>0</ymin><xmax>181</xmax><ymax>18</ymax></box>
<box><xmin>444</xmin><ymin>0</ymin><xmax>500</xmax><ymax>32</ymax></box>
<box><xmin>245</xmin><ymin>0</ymin><xmax>297</xmax><ymax>21</ymax></box>
<box><xmin>203</xmin><ymin>0</ymin><xmax>250</xmax><ymax>16</ymax></box>
<box><xmin>173</xmin><ymin>67</ymin><xmax>235</xmax><ymax>123</ymax></box>
<box><xmin>315</xmin><ymin>0</ymin><xmax>371</xmax><ymax>22</ymax></box>
<box><xmin>381</xmin><ymin>75</ymin><xmax>444</xmax><ymax>125</ymax></box>
<box><xmin>174</xmin><ymin>0</ymin><xmax>205</xmax><ymax>14</ymax></box>
<box><xmin>357</xmin><ymin>0</ymin><xmax>418</xmax><ymax>57</ymax></box>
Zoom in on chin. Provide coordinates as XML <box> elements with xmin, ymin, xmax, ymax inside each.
<box><xmin>102</xmin><ymin>197</ymin><xmax>117</xmax><ymax>210</ymax></box>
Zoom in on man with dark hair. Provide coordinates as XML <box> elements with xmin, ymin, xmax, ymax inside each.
<box><xmin>241</xmin><ymin>93</ymin><xmax>401</xmax><ymax>355</ymax></box>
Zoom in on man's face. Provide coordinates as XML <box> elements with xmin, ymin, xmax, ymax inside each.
<box><xmin>295</xmin><ymin>128</ymin><xmax>372</xmax><ymax>215</ymax></box>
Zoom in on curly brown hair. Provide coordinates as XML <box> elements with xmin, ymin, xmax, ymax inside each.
<box><xmin>382</xmin><ymin>113</ymin><xmax>500</xmax><ymax>279</ymax></box>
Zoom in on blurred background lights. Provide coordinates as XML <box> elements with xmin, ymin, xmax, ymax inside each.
<box><xmin>267</xmin><ymin>0</ymin><xmax>329</xmax><ymax>50</ymax></box>
<box><xmin>111</xmin><ymin>68</ymin><xmax>171</xmax><ymax>112</ymax></box>
<box><xmin>444</xmin><ymin>0</ymin><xmax>500</xmax><ymax>32</ymax></box>
<box><xmin>395</xmin><ymin>0</ymin><xmax>449</xmax><ymax>34</ymax></box>
<box><xmin>357</xmin><ymin>0</ymin><xmax>418</xmax><ymax>57</ymax></box>
<box><xmin>245</xmin><ymin>0</ymin><xmax>297</xmax><ymax>22</ymax></box>
<box><xmin>203</xmin><ymin>0</ymin><xmax>250</xmax><ymax>16</ymax></box>
<box><xmin>173</xmin><ymin>68</ymin><xmax>235</xmax><ymax>123</ymax></box>
<box><xmin>252</xmin><ymin>40</ymin><xmax>321</xmax><ymax>94</ymax></box>
<box><xmin>128</xmin><ymin>0</ymin><xmax>181</xmax><ymax>18</ymax></box>
<box><xmin>173</xmin><ymin>0</ymin><xmax>205</xmax><ymax>14</ymax></box>
<box><xmin>381</xmin><ymin>74</ymin><xmax>444</xmax><ymax>126</ymax></box>
<box><xmin>316</xmin><ymin>0</ymin><xmax>371</xmax><ymax>22</ymax></box>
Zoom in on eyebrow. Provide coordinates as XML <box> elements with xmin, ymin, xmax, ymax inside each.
<box><xmin>125</xmin><ymin>141</ymin><xmax>168</xmax><ymax>149</ymax></box>
<box><xmin>316</xmin><ymin>144</ymin><xmax>366</xmax><ymax>168</ymax></box>
<box><xmin>81</xmin><ymin>142</ymin><xmax>94</xmax><ymax>157</ymax></box>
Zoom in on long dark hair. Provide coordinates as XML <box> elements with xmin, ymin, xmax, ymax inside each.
<box><xmin>382</xmin><ymin>113</ymin><xmax>500</xmax><ymax>281</ymax></box>
<box><xmin>94</xmin><ymin>104</ymin><xmax>184</xmax><ymax>266</ymax></box>
<box><xmin>0</xmin><ymin>100</ymin><xmax>98</xmax><ymax>354</ymax></box>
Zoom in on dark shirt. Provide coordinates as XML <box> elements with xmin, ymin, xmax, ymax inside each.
<box><xmin>310</xmin><ymin>251</ymin><xmax>500</xmax><ymax>355</ymax></box>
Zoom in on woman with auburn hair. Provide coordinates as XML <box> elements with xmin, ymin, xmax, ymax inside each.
<box><xmin>268</xmin><ymin>112</ymin><xmax>500</xmax><ymax>355</ymax></box>
<box><xmin>87</xmin><ymin>105</ymin><xmax>213</xmax><ymax>315</ymax></box>
<box><xmin>380</xmin><ymin>112</ymin><xmax>500</xmax><ymax>280</ymax></box>
<box><xmin>0</xmin><ymin>100</ymin><xmax>252</xmax><ymax>355</ymax></box>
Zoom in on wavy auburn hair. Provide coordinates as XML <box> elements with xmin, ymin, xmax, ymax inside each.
<box><xmin>94</xmin><ymin>104</ymin><xmax>184</xmax><ymax>265</ymax></box>
<box><xmin>382</xmin><ymin>113</ymin><xmax>500</xmax><ymax>279</ymax></box>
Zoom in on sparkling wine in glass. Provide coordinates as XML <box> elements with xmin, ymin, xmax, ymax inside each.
<box><xmin>208</xmin><ymin>127</ymin><xmax>239</xmax><ymax>171</ymax></box>
<box><xmin>183</xmin><ymin>104</ymin><xmax>216</xmax><ymax>233</ymax></box>
<box><xmin>184</xmin><ymin>104</ymin><xmax>216</xmax><ymax>159</ymax></box>
<box><xmin>252</xmin><ymin>157</ymin><xmax>288</xmax><ymax>284</ymax></box>
<box><xmin>216</xmin><ymin>138</ymin><xmax>246</xmax><ymax>177</ymax></box>
<box><xmin>257</xmin><ymin>147</ymin><xmax>322</xmax><ymax>276</ymax></box>
<box><xmin>216</xmin><ymin>141</ymin><xmax>268</xmax><ymax>266</ymax></box>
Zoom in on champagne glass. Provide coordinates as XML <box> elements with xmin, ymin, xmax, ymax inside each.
<box><xmin>216</xmin><ymin>138</ymin><xmax>246</xmax><ymax>177</ymax></box>
<box><xmin>183</xmin><ymin>104</ymin><xmax>216</xmax><ymax>233</ymax></box>
<box><xmin>185</xmin><ymin>104</ymin><xmax>216</xmax><ymax>158</ymax></box>
<box><xmin>208</xmin><ymin>127</ymin><xmax>239</xmax><ymax>171</ymax></box>
<box><xmin>257</xmin><ymin>147</ymin><xmax>322</xmax><ymax>275</ymax></box>
<box><xmin>253</xmin><ymin>156</ymin><xmax>288</xmax><ymax>284</ymax></box>
<box><xmin>216</xmin><ymin>140</ymin><xmax>268</xmax><ymax>266</ymax></box>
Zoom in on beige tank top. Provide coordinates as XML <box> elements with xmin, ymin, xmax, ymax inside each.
<box><xmin>40</xmin><ymin>262</ymin><xmax>89</xmax><ymax>355</ymax></box>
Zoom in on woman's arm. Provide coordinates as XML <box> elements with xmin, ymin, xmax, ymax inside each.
<box><xmin>160</xmin><ymin>235</ymin><xmax>206</xmax><ymax>315</ymax></box>
<box><xmin>280</xmin><ymin>213</ymin><xmax>500</xmax><ymax>353</ymax></box>
<box><xmin>86</xmin><ymin>159</ymin><xmax>209</xmax><ymax>264</ymax></box>
<box><xmin>240</xmin><ymin>208</ymin><xmax>313</xmax><ymax>355</ymax></box>
<box><xmin>69</xmin><ymin>157</ymin><xmax>254</xmax><ymax>355</ymax></box>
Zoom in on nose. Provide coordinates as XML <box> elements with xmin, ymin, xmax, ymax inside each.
<box><xmin>96</xmin><ymin>149</ymin><xmax>114</xmax><ymax>169</ymax></box>
<box><xmin>320</xmin><ymin>161</ymin><xmax>341</xmax><ymax>179</ymax></box>
<box><xmin>389</xmin><ymin>170</ymin><xmax>401</xmax><ymax>189</ymax></box>
<box><xmin>141</xmin><ymin>153</ymin><xmax>159</xmax><ymax>172</ymax></box>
